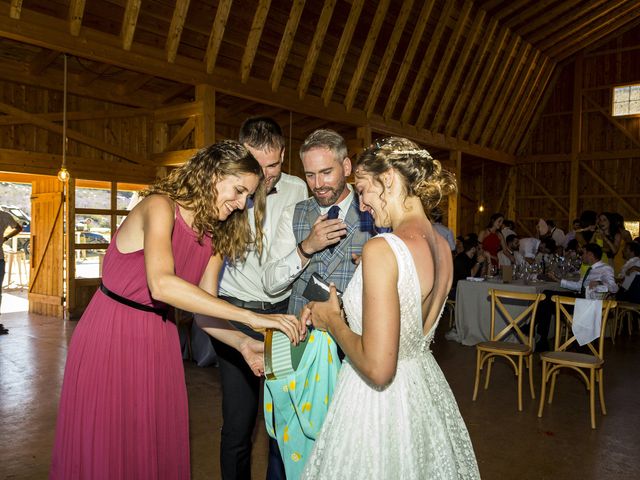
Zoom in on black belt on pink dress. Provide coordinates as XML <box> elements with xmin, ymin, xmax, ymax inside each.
<box><xmin>100</xmin><ymin>283</ymin><xmax>172</xmax><ymax>323</ymax></box>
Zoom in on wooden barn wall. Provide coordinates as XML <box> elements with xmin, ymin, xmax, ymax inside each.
<box><xmin>518</xmin><ymin>25</ymin><xmax>640</xmax><ymax>234</ymax></box>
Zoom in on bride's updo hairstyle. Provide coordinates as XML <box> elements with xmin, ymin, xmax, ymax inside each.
<box><xmin>357</xmin><ymin>136</ymin><xmax>457</xmax><ymax>214</ymax></box>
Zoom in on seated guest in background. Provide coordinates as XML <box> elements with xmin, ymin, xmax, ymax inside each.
<box><xmin>498</xmin><ymin>234</ymin><xmax>525</xmax><ymax>267</ymax></box>
<box><xmin>535</xmin><ymin>237</ymin><xmax>556</xmax><ymax>265</ymax></box>
<box><xmin>612</xmin><ymin>212</ymin><xmax>633</xmax><ymax>273</ymax></box>
<box><xmin>535</xmin><ymin>243</ymin><xmax>618</xmax><ymax>351</ymax></box>
<box><xmin>563</xmin><ymin>218</ymin><xmax>581</xmax><ymax>248</ymax></box>
<box><xmin>431</xmin><ymin>207</ymin><xmax>455</xmax><ymax>253</ymax></box>
<box><xmin>575</xmin><ymin>210</ymin><xmax>598</xmax><ymax>246</ymax></box>
<box><xmin>519</xmin><ymin>236</ymin><xmax>540</xmax><ymax>264</ymax></box>
<box><xmin>616</xmin><ymin>241</ymin><xmax>640</xmax><ymax>302</ymax></box>
<box><xmin>478</xmin><ymin>213</ymin><xmax>506</xmax><ymax>267</ymax></box>
<box><xmin>455</xmin><ymin>235</ymin><xmax>465</xmax><ymax>255</ymax></box>
<box><xmin>546</xmin><ymin>219</ymin><xmax>565</xmax><ymax>254</ymax></box>
<box><xmin>450</xmin><ymin>238</ymin><xmax>489</xmax><ymax>298</ymax></box>
<box><xmin>501</xmin><ymin>219</ymin><xmax>516</xmax><ymax>240</ymax></box>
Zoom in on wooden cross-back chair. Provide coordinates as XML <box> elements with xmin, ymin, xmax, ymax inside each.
<box><xmin>537</xmin><ymin>296</ymin><xmax>616</xmax><ymax>429</ymax></box>
<box><xmin>473</xmin><ymin>289</ymin><xmax>545</xmax><ymax>411</ymax></box>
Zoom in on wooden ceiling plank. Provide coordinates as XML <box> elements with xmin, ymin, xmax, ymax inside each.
<box><xmin>68</xmin><ymin>0</ymin><xmax>86</xmax><ymax>37</ymax></box>
<box><xmin>29</xmin><ymin>49</ymin><xmax>59</xmax><ymax>76</ymax></box>
<box><xmin>536</xmin><ymin>0</ymin><xmax>627</xmax><ymax>53</ymax></box>
<box><xmin>415</xmin><ymin>0</ymin><xmax>473</xmax><ymax>129</ymax></box>
<box><xmin>431</xmin><ymin>8</ymin><xmax>486</xmax><ymax>131</ymax></box>
<box><xmin>343</xmin><ymin>0</ymin><xmax>391</xmax><ymax>111</ymax></box>
<box><xmin>321</xmin><ymin>0</ymin><xmax>364</xmax><ymax>106</ymax></box>
<box><xmin>78</xmin><ymin>62</ymin><xmax>112</xmax><ymax>87</ymax></box>
<box><xmin>364</xmin><ymin>0</ymin><xmax>414</xmax><ymax>116</ymax></box>
<box><xmin>457</xmin><ymin>27</ymin><xmax>512</xmax><ymax>140</ymax></box>
<box><xmin>468</xmin><ymin>34</ymin><xmax>522</xmax><ymax>143</ymax></box>
<box><xmin>491</xmin><ymin>0</ymin><xmax>531</xmax><ymax>22</ymax></box>
<box><xmin>165</xmin><ymin>0</ymin><xmax>191</xmax><ymax>64</ymax></box>
<box><xmin>270</xmin><ymin>0</ymin><xmax>306</xmax><ymax>92</ymax></box>
<box><xmin>205</xmin><ymin>0</ymin><xmax>233</xmax><ymax>74</ymax></box>
<box><xmin>479</xmin><ymin>43</ymin><xmax>533</xmax><ymax>147</ymax></box>
<box><xmin>444</xmin><ymin>18</ymin><xmax>499</xmax><ymax>137</ymax></box>
<box><xmin>382</xmin><ymin>0</ymin><xmax>435</xmax><ymax>120</ymax></box>
<box><xmin>512</xmin><ymin>65</ymin><xmax>558</xmax><ymax>154</ymax></box>
<box><xmin>0</xmin><ymin>100</ymin><xmax>150</xmax><ymax>164</ymax></box>
<box><xmin>0</xmin><ymin>107</ymin><xmax>152</xmax><ymax>126</ymax></box>
<box><xmin>552</xmin><ymin>5</ymin><xmax>640</xmax><ymax>60</ymax></box>
<box><xmin>164</xmin><ymin>116</ymin><xmax>196</xmax><ymax>152</ymax></box>
<box><xmin>160</xmin><ymin>84</ymin><xmax>194</xmax><ymax>105</ymax></box>
<box><xmin>516</xmin><ymin>0</ymin><xmax>582</xmax><ymax>37</ymax></box>
<box><xmin>240</xmin><ymin>0</ymin><xmax>272</xmax><ymax>83</ymax></box>
<box><xmin>583</xmin><ymin>15</ymin><xmax>640</xmax><ymax>57</ymax></box>
<box><xmin>9</xmin><ymin>0</ymin><xmax>23</xmax><ymax>19</ymax></box>
<box><xmin>497</xmin><ymin>54</ymin><xmax>549</xmax><ymax>150</ymax></box>
<box><xmin>223</xmin><ymin>98</ymin><xmax>257</xmax><ymax>118</ymax></box>
<box><xmin>400</xmin><ymin>0</ymin><xmax>455</xmax><ymax>125</ymax></box>
<box><xmin>120</xmin><ymin>0</ymin><xmax>142</xmax><ymax>51</ymax></box>
<box><xmin>297</xmin><ymin>0</ymin><xmax>336</xmax><ymax>100</ymax></box>
<box><xmin>120</xmin><ymin>73</ymin><xmax>154</xmax><ymax>95</ymax></box>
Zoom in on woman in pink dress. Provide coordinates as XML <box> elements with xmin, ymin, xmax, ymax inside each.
<box><xmin>50</xmin><ymin>142</ymin><xmax>304</xmax><ymax>480</ymax></box>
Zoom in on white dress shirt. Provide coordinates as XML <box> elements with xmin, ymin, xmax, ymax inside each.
<box><xmin>619</xmin><ymin>256</ymin><xmax>640</xmax><ymax>291</ymax></box>
<box><xmin>519</xmin><ymin>237</ymin><xmax>540</xmax><ymax>259</ymax></box>
<box><xmin>219</xmin><ymin>173</ymin><xmax>308</xmax><ymax>302</ymax></box>
<box><xmin>433</xmin><ymin>223</ymin><xmax>455</xmax><ymax>251</ymax></box>
<box><xmin>262</xmin><ymin>185</ymin><xmax>355</xmax><ymax>296</ymax></box>
<box><xmin>561</xmin><ymin>260</ymin><xmax>618</xmax><ymax>294</ymax></box>
<box><xmin>550</xmin><ymin>227</ymin><xmax>566</xmax><ymax>249</ymax></box>
<box><xmin>498</xmin><ymin>249</ymin><xmax>525</xmax><ymax>267</ymax></box>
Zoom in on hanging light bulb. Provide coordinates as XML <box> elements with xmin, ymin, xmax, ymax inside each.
<box><xmin>57</xmin><ymin>54</ymin><xmax>70</xmax><ymax>183</ymax></box>
<box><xmin>478</xmin><ymin>204</ymin><xmax>485</xmax><ymax>213</ymax></box>
<box><xmin>478</xmin><ymin>161</ymin><xmax>485</xmax><ymax>212</ymax></box>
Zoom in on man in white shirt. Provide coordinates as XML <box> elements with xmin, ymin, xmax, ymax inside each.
<box><xmin>616</xmin><ymin>241</ymin><xmax>640</xmax><ymax>301</ymax></box>
<box><xmin>431</xmin><ymin>207</ymin><xmax>455</xmax><ymax>253</ymax></box>
<box><xmin>201</xmin><ymin>117</ymin><xmax>307</xmax><ymax>480</ymax></box>
<box><xmin>262</xmin><ymin>129</ymin><xmax>376</xmax><ymax>317</ymax></box>
<box><xmin>535</xmin><ymin>243</ymin><xmax>617</xmax><ymax>351</ymax></box>
<box><xmin>498</xmin><ymin>234</ymin><xmax>525</xmax><ymax>267</ymax></box>
<box><xmin>546</xmin><ymin>219</ymin><xmax>566</xmax><ymax>251</ymax></box>
<box><xmin>501</xmin><ymin>219</ymin><xmax>516</xmax><ymax>240</ymax></box>
<box><xmin>519</xmin><ymin>236</ymin><xmax>540</xmax><ymax>263</ymax></box>
<box><xmin>0</xmin><ymin>209</ymin><xmax>22</xmax><ymax>335</ymax></box>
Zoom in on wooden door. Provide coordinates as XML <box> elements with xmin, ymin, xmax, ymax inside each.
<box><xmin>29</xmin><ymin>178</ymin><xmax>64</xmax><ymax>317</ymax></box>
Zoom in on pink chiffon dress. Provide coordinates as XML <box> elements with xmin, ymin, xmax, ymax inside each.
<box><xmin>51</xmin><ymin>207</ymin><xmax>212</xmax><ymax>479</ymax></box>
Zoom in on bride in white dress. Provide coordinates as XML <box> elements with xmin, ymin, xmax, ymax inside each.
<box><xmin>300</xmin><ymin>137</ymin><xmax>480</xmax><ymax>479</ymax></box>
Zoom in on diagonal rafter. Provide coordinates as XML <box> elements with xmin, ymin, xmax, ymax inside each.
<box><xmin>270</xmin><ymin>0</ymin><xmax>306</xmax><ymax>92</ymax></box>
<box><xmin>120</xmin><ymin>0</ymin><xmax>142</xmax><ymax>51</ymax></box>
<box><xmin>415</xmin><ymin>0</ymin><xmax>473</xmax><ymax>129</ymax></box>
<box><xmin>68</xmin><ymin>0</ymin><xmax>86</xmax><ymax>36</ymax></box>
<box><xmin>400</xmin><ymin>0</ymin><xmax>455</xmax><ymax>125</ymax></box>
<box><xmin>343</xmin><ymin>0</ymin><xmax>390</xmax><ymax>111</ymax></box>
<box><xmin>431</xmin><ymin>7</ymin><xmax>486</xmax><ymax>132</ymax></box>
<box><xmin>515</xmin><ymin>0</ymin><xmax>582</xmax><ymax>36</ymax></box>
<box><xmin>383</xmin><ymin>0</ymin><xmax>435</xmax><ymax>120</ymax></box>
<box><xmin>321</xmin><ymin>0</ymin><xmax>364</xmax><ymax>107</ymax></box>
<box><xmin>583</xmin><ymin>94</ymin><xmax>640</xmax><ymax>148</ymax></box>
<box><xmin>205</xmin><ymin>0</ymin><xmax>233</xmax><ymax>74</ymax></box>
<box><xmin>297</xmin><ymin>0</ymin><xmax>336</xmax><ymax>100</ymax></box>
<box><xmin>165</xmin><ymin>116</ymin><xmax>196</xmax><ymax>152</ymax></box>
<box><xmin>364</xmin><ymin>0</ymin><xmax>414</xmax><ymax>116</ymax></box>
<box><xmin>240</xmin><ymin>0</ymin><xmax>271</xmax><ymax>83</ymax></box>
<box><xmin>445</xmin><ymin>18</ymin><xmax>500</xmax><ymax>137</ymax></box>
<box><xmin>165</xmin><ymin>0</ymin><xmax>191</xmax><ymax>64</ymax></box>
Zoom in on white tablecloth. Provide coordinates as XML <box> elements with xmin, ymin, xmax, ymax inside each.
<box><xmin>449</xmin><ymin>279</ymin><xmax>567</xmax><ymax>346</ymax></box>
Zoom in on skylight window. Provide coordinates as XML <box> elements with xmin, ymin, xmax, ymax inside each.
<box><xmin>612</xmin><ymin>84</ymin><xmax>640</xmax><ymax>116</ymax></box>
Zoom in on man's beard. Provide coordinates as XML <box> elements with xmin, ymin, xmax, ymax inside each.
<box><xmin>313</xmin><ymin>178</ymin><xmax>346</xmax><ymax>207</ymax></box>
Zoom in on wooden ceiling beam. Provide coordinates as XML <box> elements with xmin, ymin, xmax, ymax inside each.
<box><xmin>400</xmin><ymin>1</ymin><xmax>454</xmax><ymax>125</ymax></box>
<box><xmin>383</xmin><ymin>0</ymin><xmax>435</xmax><ymax>120</ymax></box>
<box><xmin>491</xmin><ymin>0</ymin><xmax>530</xmax><ymax>22</ymax></box>
<box><xmin>480</xmin><ymin>43</ymin><xmax>533</xmax><ymax>147</ymax></box>
<box><xmin>364</xmin><ymin>0</ymin><xmax>414</xmax><ymax>116</ymax></box>
<box><xmin>536</xmin><ymin>0</ymin><xmax>627</xmax><ymax>53</ymax></box>
<box><xmin>343</xmin><ymin>0</ymin><xmax>390</xmax><ymax>111</ymax></box>
<box><xmin>552</xmin><ymin>5</ymin><xmax>640</xmax><ymax>61</ymax></box>
<box><xmin>120</xmin><ymin>0</ymin><xmax>142</xmax><ymax>51</ymax></box>
<box><xmin>321</xmin><ymin>0</ymin><xmax>364</xmax><ymax>106</ymax></box>
<box><xmin>0</xmin><ymin>107</ymin><xmax>151</xmax><ymax>126</ymax></box>
<box><xmin>270</xmin><ymin>0</ymin><xmax>305</xmax><ymax>92</ymax></box>
<box><xmin>0</xmin><ymin>100</ymin><xmax>150</xmax><ymax>165</ymax></box>
<box><xmin>29</xmin><ymin>49</ymin><xmax>59</xmax><ymax>76</ymax></box>
<box><xmin>240</xmin><ymin>0</ymin><xmax>271</xmax><ymax>83</ymax></box>
<box><xmin>415</xmin><ymin>0</ymin><xmax>473</xmax><ymax>130</ymax></box>
<box><xmin>119</xmin><ymin>73</ymin><xmax>153</xmax><ymax>95</ymax></box>
<box><xmin>78</xmin><ymin>62</ymin><xmax>112</xmax><ymax>87</ymax></box>
<box><xmin>431</xmin><ymin>7</ymin><xmax>486</xmax><ymax>132</ymax></box>
<box><xmin>445</xmin><ymin>18</ymin><xmax>499</xmax><ymax>137</ymax></box>
<box><xmin>165</xmin><ymin>0</ymin><xmax>191</xmax><ymax>64</ymax></box>
<box><xmin>68</xmin><ymin>0</ymin><xmax>86</xmax><ymax>36</ymax></box>
<box><xmin>164</xmin><ymin>116</ymin><xmax>196</xmax><ymax>152</ymax></box>
<box><xmin>516</xmin><ymin>0</ymin><xmax>582</xmax><ymax>37</ymax></box>
<box><xmin>9</xmin><ymin>0</ymin><xmax>23</xmax><ymax>19</ymax></box>
<box><xmin>205</xmin><ymin>0</ymin><xmax>233</xmax><ymax>74</ymax></box>
<box><xmin>297</xmin><ymin>0</ymin><xmax>336</xmax><ymax>100</ymax></box>
<box><xmin>457</xmin><ymin>27</ymin><xmax>510</xmax><ymax>139</ymax></box>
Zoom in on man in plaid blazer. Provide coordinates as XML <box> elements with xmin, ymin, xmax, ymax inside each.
<box><xmin>262</xmin><ymin>129</ymin><xmax>376</xmax><ymax>316</ymax></box>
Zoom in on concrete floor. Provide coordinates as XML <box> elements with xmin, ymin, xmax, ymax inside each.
<box><xmin>1</xmin><ymin>304</ymin><xmax>639</xmax><ymax>480</ymax></box>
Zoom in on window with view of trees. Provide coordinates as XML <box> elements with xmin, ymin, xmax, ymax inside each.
<box><xmin>612</xmin><ymin>84</ymin><xmax>640</xmax><ymax>116</ymax></box>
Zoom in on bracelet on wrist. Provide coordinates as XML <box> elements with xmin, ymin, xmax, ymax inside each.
<box><xmin>297</xmin><ymin>241</ymin><xmax>313</xmax><ymax>259</ymax></box>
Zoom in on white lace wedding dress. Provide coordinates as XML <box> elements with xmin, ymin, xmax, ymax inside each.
<box><xmin>302</xmin><ymin>234</ymin><xmax>480</xmax><ymax>479</ymax></box>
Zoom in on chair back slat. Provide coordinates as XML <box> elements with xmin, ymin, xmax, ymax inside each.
<box><xmin>489</xmin><ymin>289</ymin><xmax>545</xmax><ymax>346</ymax></box>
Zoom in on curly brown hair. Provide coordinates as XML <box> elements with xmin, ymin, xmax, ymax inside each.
<box><xmin>141</xmin><ymin>141</ymin><xmax>265</xmax><ymax>262</ymax></box>
<box><xmin>356</xmin><ymin>136</ymin><xmax>457</xmax><ymax>215</ymax></box>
